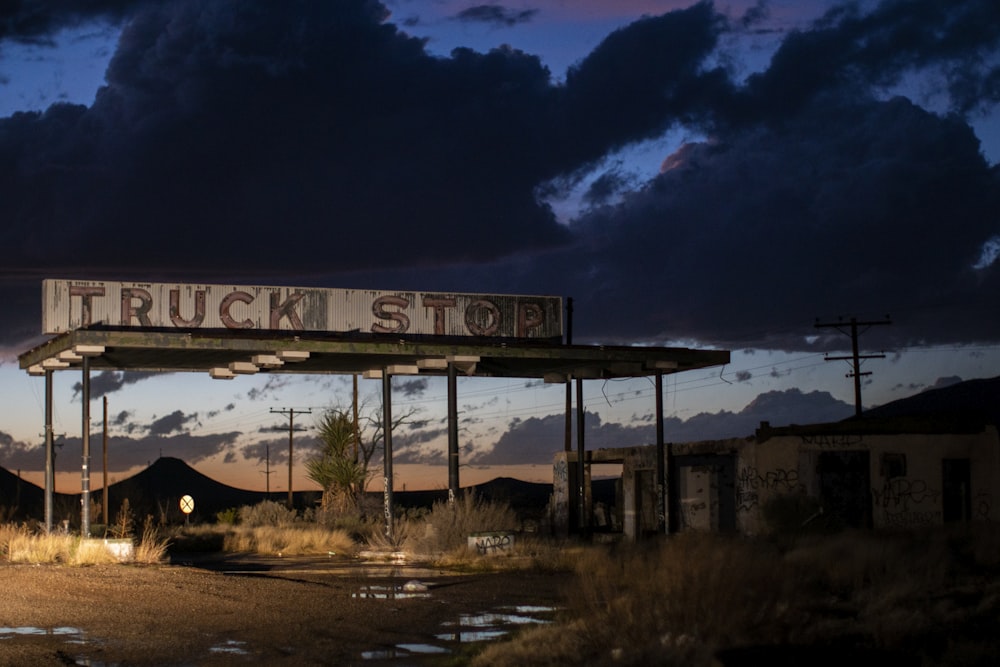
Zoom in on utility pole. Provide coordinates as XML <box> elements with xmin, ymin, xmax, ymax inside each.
<box><xmin>271</xmin><ymin>407</ymin><xmax>311</xmax><ymax>509</ymax></box>
<box><xmin>103</xmin><ymin>396</ymin><xmax>109</xmax><ymax>525</ymax></box>
<box><xmin>815</xmin><ymin>316</ymin><xmax>892</xmax><ymax>417</ymax></box>
<box><xmin>260</xmin><ymin>444</ymin><xmax>274</xmax><ymax>495</ymax></box>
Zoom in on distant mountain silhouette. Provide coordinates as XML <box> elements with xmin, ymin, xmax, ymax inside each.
<box><xmin>106</xmin><ymin>456</ymin><xmax>289</xmax><ymax>522</ymax></box>
<box><xmin>862</xmin><ymin>375</ymin><xmax>1000</xmax><ymax>425</ymax></box>
<box><xmin>0</xmin><ymin>466</ymin><xmax>76</xmax><ymax>523</ymax></box>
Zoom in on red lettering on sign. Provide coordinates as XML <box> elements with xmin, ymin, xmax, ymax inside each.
<box><xmin>220</xmin><ymin>291</ymin><xmax>254</xmax><ymax>329</ymax></box>
<box><xmin>371</xmin><ymin>295</ymin><xmax>410</xmax><ymax>334</ymax></box>
<box><xmin>120</xmin><ymin>288</ymin><xmax>154</xmax><ymax>327</ymax></box>
<box><xmin>270</xmin><ymin>291</ymin><xmax>305</xmax><ymax>330</ymax></box>
<box><xmin>423</xmin><ymin>296</ymin><xmax>456</xmax><ymax>335</ymax></box>
<box><xmin>465</xmin><ymin>299</ymin><xmax>500</xmax><ymax>336</ymax></box>
<box><xmin>517</xmin><ymin>302</ymin><xmax>543</xmax><ymax>337</ymax></box>
<box><xmin>68</xmin><ymin>285</ymin><xmax>105</xmax><ymax>327</ymax></box>
<box><xmin>169</xmin><ymin>289</ymin><xmax>206</xmax><ymax>327</ymax></box>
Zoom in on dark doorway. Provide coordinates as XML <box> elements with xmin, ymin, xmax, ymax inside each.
<box><xmin>670</xmin><ymin>454</ymin><xmax>737</xmax><ymax>532</ymax></box>
<box><xmin>817</xmin><ymin>450</ymin><xmax>872</xmax><ymax>529</ymax></box>
<box><xmin>942</xmin><ymin>458</ymin><xmax>972</xmax><ymax>523</ymax></box>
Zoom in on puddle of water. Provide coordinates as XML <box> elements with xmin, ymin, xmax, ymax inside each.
<box><xmin>444</xmin><ymin>611</ymin><xmax>548</xmax><ymax>628</ymax></box>
<box><xmin>435</xmin><ymin>629</ymin><xmax>508</xmax><ymax>642</ymax></box>
<box><xmin>0</xmin><ymin>626</ymin><xmax>85</xmax><ymax>638</ymax></box>
<box><xmin>209</xmin><ymin>639</ymin><xmax>250</xmax><ymax>655</ymax></box>
<box><xmin>362</xmin><ymin>603</ymin><xmax>559</xmax><ymax>660</ymax></box>
<box><xmin>395</xmin><ymin>643</ymin><xmax>450</xmax><ymax>654</ymax></box>
<box><xmin>352</xmin><ymin>584</ymin><xmax>432</xmax><ymax>600</ymax></box>
<box><xmin>0</xmin><ymin>627</ymin><xmax>114</xmax><ymax>666</ymax></box>
<box><xmin>361</xmin><ymin>644</ymin><xmax>450</xmax><ymax>660</ymax></box>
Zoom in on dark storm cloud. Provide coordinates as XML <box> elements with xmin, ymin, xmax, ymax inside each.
<box><xmin>556</xmin><ymin>94</ymin><xmax>1000</xmax><ymax>350</ymax></box>
<box><xmin>147</xmin><ymin>409</ymin><xmax>198</xmax><ymax>436</ymax></box>
<box><xmin>0</xmin><ymin>0</ymin><xmax>998</xmax><ymax>356</ymax></box>
<box><xmin>70</xmin><ymin>370</ymin><xmax>158</xmax><ymax>399</ymax></box>
<box><xmin>0</xmin><ymin>429</ymin><xmax>240</xmax><ymax>472</ymax></box>
<box><xmin>454</xmin><ymin>5</ymin><xmax>539</xmax><ymax>28</ymax></box>
<box><xmin>0</xmin><ymin>0</ymin><xmax>140</xmax><ymax>43</ymax></box>
<box><xmin>396</xmin><ymin>378</ymin><xmax>428</xmax><ymax>398</ymax></box>
<box><xmin>240</xmin><ymin>434</ymin><xmax>318</xmax><ymax>466</ymax></box>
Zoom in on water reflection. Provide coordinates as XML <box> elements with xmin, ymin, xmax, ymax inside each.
<box><xmin>362</xmin><ymin>603</ymin><xmax>558</xmax><ymax>661</ymax></box>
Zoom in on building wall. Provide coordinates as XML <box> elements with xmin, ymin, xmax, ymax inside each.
<box><xmin>551</xmin><ymin>425</ymin><xmax>999</xmax><ymax>539</ymax></box>
<box><xmin>750</xmin><ymin>426</ymin><xmax>1000</xmax><ymax>533</ymax></box>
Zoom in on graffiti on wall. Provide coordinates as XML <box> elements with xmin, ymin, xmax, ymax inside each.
<box><xmin>800</xmin><ymin>433</ymin><xmax>865</xmax><ymax>448</ymax></box>
<box><xmin>872</xmin><ymin>477</ymin><xmax>941</xmax><ymax>528</ymax></box>
<box><xmin>469</xmin><ymin>532</ymin><xmax>514</xmax><ymax>555</ymax></box>
<box><xmin>736</xmin><ymin>466</ymin><xmax>801</xmax><ymax>512</ymax></box>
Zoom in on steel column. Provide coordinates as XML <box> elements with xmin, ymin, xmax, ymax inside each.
<box><xmin>382</xmin><ymin>369</ymin><xmax>394</xmax><ymax>542</ymax></box>
<box><xmin>44</xmin><ymin>370</ymin><xmax>53</xmax><ymax>534</ymax></box>
<box><xmin>81</xmin><ymin>356</ymin><xmax>91</xmax><ymax>537</ymax></box>
<box><xmin>447</xmin><ymin>362</ymin><xmax>459</xmax><ymax>503</ymax></box>
<box><xmin>656</xmin><ymin>371</ymin><xmax>667</xmax><ymax>534</ymax></box>
<box><xmin>576</xmin><ymin>376</ymin><xmax>586</xmax><ymax>534</ymax></box>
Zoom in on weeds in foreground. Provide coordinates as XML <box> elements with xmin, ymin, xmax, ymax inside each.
<box><xmin>1</xmin><ymin>513</ymin><xmax>170</xmax><ymax>565</ymax></box>
<box><xmin>221</xmin><ymin>524</ymin><xmax>355</xmax><ymax>556</ymax></box>
<box><xmin>403</xmin><ymin>492</ymin><xmax>519</xmax><ymax>557</ymax></box>
<box><xmin>473</xmin><ymin>526</ymin><xmax>1000</xmax><ymax>667</ymax></box>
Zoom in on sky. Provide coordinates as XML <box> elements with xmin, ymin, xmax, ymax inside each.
<box><xmin>1</xmin><ymin>0</ymin><xmax>999</xmax><ymax>496</ymax></box>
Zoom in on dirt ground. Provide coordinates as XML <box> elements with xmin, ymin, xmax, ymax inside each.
<box><xmin>0</xmin><ymin>555</ymin><xmax>572</xmax><ymax>666</ymax></box>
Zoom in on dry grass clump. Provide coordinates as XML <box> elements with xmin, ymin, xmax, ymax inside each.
<box><xmin>481</xmin><ymin>528</ymin><xmax>1000</xmax><ymax>666</ymax></box>
<box><xmin>403</xmin><ymin>492</ymin><xmax>519</xmax><ymax>558</ymax></box>
<box><xmin>3</xmin><ymin>524</ymin><xmax>77</xmax><ymax>563</ymax></box>
<box><xmin>222</xmin><ymin>524</ymin><xmax>355</xmax><ymax>556</ymax></box>
<box><xmin>238</xmin><ymin>500</ymin><xmax>299</xmax><ymax>527</ymax></box>
<box><xmin>134</xmin><ymin>517</ymin><xmax>170</xmax><ymax>564</ymax></box>
<box><xmin>2</xmin><ymin>510</ymin><xmax>169</xmax><ymax>565</ymax></box>
<box><xmin>561</xmin><ymin>533</ymin><xmax>797</xmax><ymax>665</ymax></box>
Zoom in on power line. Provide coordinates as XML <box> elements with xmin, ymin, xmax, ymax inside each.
<box><xmin>816</xmin><ymin>315</ymin><xmax>893</xmax><ymax>417</ymax></box>
<box><xmin>270</xmin><ymin>407</ymin><xmax>311</xmax><ymax>509</ymax></box>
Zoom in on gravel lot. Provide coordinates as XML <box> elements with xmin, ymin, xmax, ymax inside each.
<box><xmin>0</xmin><ymin>556</ymin><xmax>571</xmax><ymax>666</ymax></box>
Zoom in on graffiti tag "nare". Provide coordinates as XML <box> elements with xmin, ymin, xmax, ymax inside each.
<box><xmin>468</xmin><ymin>532</ymin><xmax>515</xmax><ymax>556</ymax></box>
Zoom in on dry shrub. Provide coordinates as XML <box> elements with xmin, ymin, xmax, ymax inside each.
<box><xmin>134</xmin><ymin>516</ymin><xmax>170</xmax><ymax>564</ymax></box>
<box><xmin>566</xmin><ymin>533</ymin><xmax>799</xmax><ymax>664</ymax></box>
<box><xmin>238</xmin><ymin>500</ymin><xmax>298</xmax><ymax>527</ymax></box>
<box><xmin>472</xmin><ymin>620</ymin><xmax>591</xmax><ymax>667</ymax></box>
<box><xmin>222</xmin><ymin>524</ymin><xmax>354</xmax><ymax>556</ymax></box>
<box><xmin>72</xmin><ymin>538</ymin><xmax>120</xmax><ymax>565</ymax></box>
<box><xmin>403</xmin><ymin>492</ymin><xmax>518</xmax><ymax>557</ymax></box>
<box><xmin>488</xmin><ymin>528</ymin><xmax>1000</xmax><ymax>666</ymax></box>
<box><xmin>4</xmin><ymin>526</ymin><xmax>76</xmax><ymax>563</ymax></box>
<box><xmin>364</xmin><ymin>516</ymin><xmax>410</xmax><ymax>552</ymax></box>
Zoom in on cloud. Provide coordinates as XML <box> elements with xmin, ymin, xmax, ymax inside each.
<box><xmin>148</xmin><ymin>409</ymin><xmax>198</xmax><ymax>436</ymax></box>
<box><xmin>471</xmin><ymin>387</ymin><xmax>853</xmax><ymax>465</ymax></box>
<box><xmin>395</xmin><ymin>378</ymin><xmax>428</xmax><ymax>398</ymax></box>
<box><xmin>0</xmin><ymin>0</ymin><xmax>998</xmax><ymax>359</ymax></box>
<box><xmin>453</xmin><ymin>5</ymin><xmax>539</xmax><ymax>27</ymax></box>
<box><xmin>71</xmin><ymin>370</ymin><xmax>158</xmax><ymax>399</ymax></box>
<box><xmin>0</xmin><ymin>0</ymin><xmax>140</xmax><ymax>43</ymax></box>
<box><xmin>0</xmin><ymin>428</ymin><xmax>242</xmax><ymax>473</ymax></box>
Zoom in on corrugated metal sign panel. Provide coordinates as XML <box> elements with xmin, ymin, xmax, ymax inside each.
<box><xmin>41</xmin><ymin>279</ymin><xmax>563</xmax><ymax>340</ymax></box>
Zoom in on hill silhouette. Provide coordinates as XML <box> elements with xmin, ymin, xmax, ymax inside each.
<box><xmin>862</xmin><ymin>375</ymin><xmax>1000</xmax><ymax>425</ymax></box>
<box><xmin>106</xmin><ymin>456</ymin><xmax>291</xmax><ymax>522</ymax></box>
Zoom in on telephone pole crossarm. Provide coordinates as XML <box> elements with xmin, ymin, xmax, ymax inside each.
<box><xmin>815</xmin><ymin>316</ymin><xmax>892</xmax><ymax>417</ymax></box>
<box><xmin>270</xmin><ymin>407</ymin><xmax>312</xmax><ymax>509</ymax></box>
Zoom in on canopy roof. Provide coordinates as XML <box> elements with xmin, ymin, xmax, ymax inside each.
<box><xmin>19</xmin><ymin>327</ymin><xmax>730</xmax><ymax>381</ymax></box>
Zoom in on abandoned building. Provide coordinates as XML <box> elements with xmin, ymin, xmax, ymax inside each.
<box><xmin>553</xmin><ymin>417</ymin><xmax>1000</xmax><ymax>539</ymax></box>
